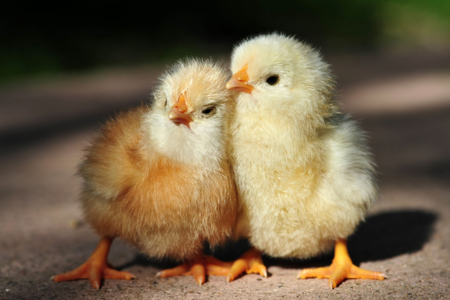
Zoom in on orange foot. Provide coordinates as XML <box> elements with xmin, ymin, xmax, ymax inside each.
<box><xmin>227</xmin><ymin>248</ymin><xmax>267</xmax><ymax>282</ymax></box>
<box><xmin>156</xmin><ymin>255</ymin><xmax>232</xmax><ymax>285</ymax></box>
<box><xmin>298</xmin><ymin>239</ymin><xmax>386</xmax><ymax>288</ymax></box>
<box><xmin>52</xmin><ymin>237</ymin><xmax>135</xmax><ymax>289</ymax></box>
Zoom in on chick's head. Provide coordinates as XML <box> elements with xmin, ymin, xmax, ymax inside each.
<box><xmin>143</xmin><ymin>59</ymin><xmax>233</xmax><ymax>166</ymax></box>
<box><xmin>227</xmin><ymin>33</ymin><xmax>336</xmax><ymax>130</ymax></box>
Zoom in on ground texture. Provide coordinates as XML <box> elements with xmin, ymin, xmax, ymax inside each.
<box><xmin>1</xmin><ymin>51</ymin><xmax>450</xmax><ymax>299</ymax></box>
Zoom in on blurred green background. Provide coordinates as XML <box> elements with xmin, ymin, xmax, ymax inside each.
<box><xmin>1</xmin><ymin>0</ymin><xmax>449</xmax><ymax>83</ymax></box>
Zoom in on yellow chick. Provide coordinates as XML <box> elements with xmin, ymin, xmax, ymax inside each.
<box><xmin>225</xmin><ymin>33</ymin><xmax>386</xmax><ymax>288</ymax></box>
<box><xmin>53</xmin><ymin>59</ymin><xmax>237</xmax><ymax>289</ymax></box>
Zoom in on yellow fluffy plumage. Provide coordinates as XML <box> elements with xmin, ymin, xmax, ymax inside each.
<box><xmin>226</xmin><ymin>33</ymin><xmax>384</xmax><ymax>288</ymax></box>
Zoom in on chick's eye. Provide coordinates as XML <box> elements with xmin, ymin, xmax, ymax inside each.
<box><xmin>266</xmin><ymin>75</ymin><xmax>279</xmax><ymax>86</ymax></box>
<box><xmin>202</xmin><ymin>106</ymin><xmax>216</xmax><ymax>116</ymax></box>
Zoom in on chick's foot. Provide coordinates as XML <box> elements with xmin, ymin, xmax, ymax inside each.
<box><xmin>298</xmin><ymin>239</ymin><xmax>386</xmax><ymax>288</ymax></box>
<box><xmin>227</xmin><ymin>248</ymin><xmax>267</xmax><ymax>282</ymax></box>
<box><xmin>52</xmin><ymin>237</ymin><xmax>135</xmax><ymax>289</ymax></box>
<box><xmin>156</xmin><ymin>255</ymin><xmax>232</xmax><ymax>285</ymax></box>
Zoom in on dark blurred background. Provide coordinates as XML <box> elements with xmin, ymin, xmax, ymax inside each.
<box><xmin>2</xmin><ymin>0</ymin><xmax>450</xmax><ymax>83</ymax></box>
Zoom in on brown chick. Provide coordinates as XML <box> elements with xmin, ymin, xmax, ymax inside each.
<box><xmin>225</xmin><ymin>33</ymin><xmax>385</xmax><ymax>288</ymax></box>
<box><xmin>53</xmin><ymin>59</ymin><xmax>237</xmax><ymax>289</ymax></box>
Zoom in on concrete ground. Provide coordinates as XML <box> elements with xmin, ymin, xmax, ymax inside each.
<box><xmin>1</xmin><ymin>50</ymin><xmax>450</xmax><ymax>299</ymax></box>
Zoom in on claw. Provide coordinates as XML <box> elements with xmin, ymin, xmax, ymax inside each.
<box><xmin>262</xmin><ymin>268</ymin><xmax>268</xmax><ymax>278</ymax></box>
<box><xmin>93</xmin><ymin>281</ymin><xmax>100</xmax><ymax>290</ymax></box>
<box><xmin>197</xmin><ymin>275</ymin><xmax>205</xmax><ymax>285</ymax></box>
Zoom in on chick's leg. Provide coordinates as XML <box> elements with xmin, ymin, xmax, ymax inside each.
<box><xmin>156</xmin><ymin>255</ymin><xmax>232</xmax><ymax>285</ymax></box>
<box><xmin>298</xmin><ymin>239</ymin><xmax>386</xmax><ymax>288</ymax></box>
<box><xmin>227</xmin><ymin>248</ymin><xmax>267</xmax><ymax>282</ymax></box>
<box><xmin>52</xmin><ymin>237</ymin><xmax>135</xmax><ymax>289</ymax></box>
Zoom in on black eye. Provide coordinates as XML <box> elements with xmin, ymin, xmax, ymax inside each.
<box><xmin>164</xmin><ymin>100</ymin><xmax>167</xmax><ymax>106</ymax></box>
<box><xmin>202</xmin><ymin>106</ymin><xmax>215</xmax><ymax>116</ymax></box>
<box><xmin>266</xmin><ymin>75</ymin><xmax>279</xmax><ymax>86</ymax></box>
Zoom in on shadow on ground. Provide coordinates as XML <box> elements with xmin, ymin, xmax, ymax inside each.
<box><xmin>350</xmin><ymin>210</ymin><xmax>437</xmax><ymax>264</ymax></box>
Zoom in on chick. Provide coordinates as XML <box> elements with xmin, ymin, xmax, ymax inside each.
<box><xmin>53</xmin><ymin>59</ymin><xmax>237</xmax><ymax>288</ymax></box>
<box><xmin>225</xmin><ymin>33</ymin><xmax>385</xmax><ymax>288</ymax></box>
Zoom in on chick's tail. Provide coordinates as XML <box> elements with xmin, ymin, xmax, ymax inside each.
<box><xmin>52</xmin><ymin>237</ymin><xmax>135</xmax><ymax>289</ymax></box>
<box><xmin>298</xmin><ymin>239</ymin><xmax>386</xmax><ymax>288</ymax></box>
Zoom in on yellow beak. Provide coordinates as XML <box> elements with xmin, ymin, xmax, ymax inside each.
<box><xmin>226</xmin><ymin>64</ymin><xmax>254</xmax><ymax>94</ymax></box>
<box><xmin>169</xmin><ymin>92</ymin><xmax>192</xmax><ymax>128</ymax></box>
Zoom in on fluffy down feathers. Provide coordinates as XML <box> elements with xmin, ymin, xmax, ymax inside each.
<box><xmin>228</xmin><ymin>33</ymin><xmax>377</xmax><ymax>258</ymax></box>
<box><xmin>81</xmin><ymin>59</ymin><xmax>237</xmax><ymax>261</ymax></box>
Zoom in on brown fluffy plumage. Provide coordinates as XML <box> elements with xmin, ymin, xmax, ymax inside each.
<box><xmin>53</xmin><ymin>59</ymin><xmax>237</xmax><ymax>288</ymax></box>
<box><xmin>82</xmin><ymin>60</ymin><xmax>237</xmax><ymax>261</ymax></box>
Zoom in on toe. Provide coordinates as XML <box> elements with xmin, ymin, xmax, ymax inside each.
<box><xmin>227</xmin><ymin>259</ymin><xmax>249</xmax><ymax>282</ymax></box>
<box><xmin>157</xmin><ymin>264</ymin><xmax>190</xmax><ymax>278</ymax></box>
<box><xmin>104</xmin><ymin>268</ymin><xmax>136</xmax><ymax>280</ymax></box>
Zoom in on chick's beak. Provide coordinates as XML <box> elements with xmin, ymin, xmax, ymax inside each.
<box><xmin>226</xmin><ymin>64</ymin><xmax>254</xmax><ymax>94</ymax></box>
<box><xmin>169</xmin><ymin>92</ymin><xmax>192</xmax><ymax>128</ymax></box>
